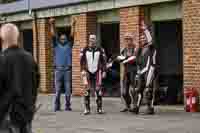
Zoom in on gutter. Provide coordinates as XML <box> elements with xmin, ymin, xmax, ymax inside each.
<box><xmin>1</xmin><ymin>0</ymin><xmax>177</xmax><ymax>23</ymax></box>
<box><xmin>0</xmin><ymin>0</ymin><xmax>97</xmax><ymax>15</ymax></box>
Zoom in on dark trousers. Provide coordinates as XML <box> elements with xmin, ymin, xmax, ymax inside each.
<box><xmin>133</xmin><ymin>72</ymin><xmax>155</xmax><ymax>109</ymax></box>
<box><xmin>84</xmin><ymin>72</ymin><xmax>103</xmax><ymax>110</ymax></box>
<box><xmin>121</xmin><ymin>71</ymin><xmax>136</xmax><ymax>108</ymax></box>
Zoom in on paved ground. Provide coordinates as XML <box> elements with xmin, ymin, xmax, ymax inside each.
<box><xmin>33</xmin><ymin>95</ymin><xmax>200</xmax><ymax>133</ymax></box>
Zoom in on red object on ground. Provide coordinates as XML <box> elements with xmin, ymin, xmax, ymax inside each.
<box><xmin>184</xmin><ymin>88</ymin><xmax>199</xmax><ymax>112</ymax></box>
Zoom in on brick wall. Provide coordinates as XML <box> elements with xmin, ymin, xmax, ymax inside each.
<box><xmin>183</xmin><ymin>0</ymin><xmax>200</xmax><ymax>93</ymax></box>
<box><xmin>32</xmin><ymin>18</ymin><xmax>53</xmax><ymax>93</ymax></box>
<box><xmin>120</xmin><ymin>6</ymin><xmax>144</xmax><ymax>49</ymax></box>
<box><xmin>72</xmin><ymin>13</ymin><xmax>97</xmax><ymax>96</ymax></box>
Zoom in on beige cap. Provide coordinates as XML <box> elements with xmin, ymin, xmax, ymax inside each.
<box><xmin>89</xmin><ymin>34</ymin><xmax>96</xmax><ymax>39</ymax></box>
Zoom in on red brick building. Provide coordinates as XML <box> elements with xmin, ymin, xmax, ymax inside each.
<box><xmin>0</xmin><ymin>0</ymin><xmax>199</xmax><ymax>104</ymax></box>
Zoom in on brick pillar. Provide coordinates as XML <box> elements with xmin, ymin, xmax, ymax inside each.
<box><xmin>32</xmin><ymin>18</ymin><xmax>53</xmax><ymax>93</ymax></box>
<box><xmin>183</xmin><ymin>0</ymin><xmax>200</xmax><ymax>93</ymax></box>
<box><xmin>32</xmin><ymin>19</ymin><xmax>38</xmax><ymax>62</ymax></box>
<box><xmin>72</xmin><ymin>13</ymin><xmax>97</xmax><ymax>96</ymax></box>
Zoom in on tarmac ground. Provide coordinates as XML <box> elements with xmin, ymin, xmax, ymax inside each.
<box><xmin>32</xmin><ymin>95</ymin><xmax>200</xmax><ymax>133</ymax></box>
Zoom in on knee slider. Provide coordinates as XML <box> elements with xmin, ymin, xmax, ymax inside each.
<box><xmin>121</xmin><ymin>88</ymin><xmax>127</xmax><ymax>96</ymax></box>
<box><xmin>96</xmin><ymin>95</ymin><xmax>102</xmax><ymax>104</ymax></box>
<box><xmin>96</xmin><ymin>89</ymin><xmax>103</xmax><ymax>97</ymax></box>
<box><xmin>145</xmin><ymin>88</ymin><xmax>153</xmax><ymax>100</ymax></box>
<box><xmin>134</xmin><ymin>86</ymin><xmax>142</xmax><ymax>94</ymax></box>
<box><xmin>129</xmin><ymin>87</ymin><xmax>135</xmax><ymax>96</ymax></box>
<box><xmin>84</xmin><ymin>96</ymin><xmax>90</xmax><ymax>105</ymax></box>
<box><xmin>134</xmin><ymin>87</ymin><xmax>139</xmax><ymax>93</ymax></box>
<box><xmin>84</xmin><ymin>90</ymin><xmax>90</xmax><ymax>96</ymax></box>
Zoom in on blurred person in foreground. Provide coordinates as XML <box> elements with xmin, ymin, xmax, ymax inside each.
<box><xmin>0</xmin><ymin>23</ymin><xmax>40</xmax><ymax>133</ymax></box>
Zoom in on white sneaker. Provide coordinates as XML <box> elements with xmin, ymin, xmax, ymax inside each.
<box><xmin>83</xmin><ymin>109</ymin><xmax>90</xmax><ymax>115</ymax></box>
<box><xmin>97</xmin><ymin>108</ymin><xmax>104</xmax><ymax>114</ymax></box>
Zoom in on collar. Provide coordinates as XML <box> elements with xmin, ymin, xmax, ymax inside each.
<box><xmin>3</xmin><ymin>45</ymin><xmax>20</xmax><ymax>53</ymax></box>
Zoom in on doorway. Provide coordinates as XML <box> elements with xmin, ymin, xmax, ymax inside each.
<box><xmin>23</xmin><ymin>30</ymin><xmax>33</xmax><ymax>54</ymax></box>
<box><xmin>154</xmin><ymin>20</ymin><xmax>183</xmax><ymax>104</ymax></box>
<box><xmin>100</xmin><ymin>23</ymin><xmax>120</xmax><ymax>97</ymax></box>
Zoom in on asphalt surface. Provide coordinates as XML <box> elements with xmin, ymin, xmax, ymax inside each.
<box><xmin>32</xmin><ymin>95</ymin><xmax>200</xmax><ymax>133</ymax></box>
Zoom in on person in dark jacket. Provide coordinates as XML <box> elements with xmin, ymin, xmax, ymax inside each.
<box><xmin>0</xmin><ymin>23</ymin><xmax>40</xmax><ymax>133</ymax></box>
<box><xmin>117</xmin><ymin>33</ymin><xmax>138</xmax><ymax>112</ymax></box>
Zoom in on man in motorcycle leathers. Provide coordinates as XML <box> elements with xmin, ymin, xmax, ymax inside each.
<box><xmin>80</xmin><ymin>34</ymin><xmax>107</xmax><ymax>115</ymax></box>
<box><xmin>131</xmin><ymin>21</ymin><xmax>157</xmax><ymax>115</ymax></box>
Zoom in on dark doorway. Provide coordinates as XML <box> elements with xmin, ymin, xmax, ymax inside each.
<box><xmin>100</xmin><ymin>23</ymin><xmax>120</xmax><ymax>97</ymax></box>
<box><xmin>154</xmin><ymin>21</ymin><xmax>183</xmax><ymax>104</ymax></box>
<box><xmin>23</xmin><ymin>30</ymin><xmax>33</xmax><ymax>54</ymax></box>
<box><xmin>57</xmin><ymin>27</ymin><xmax>73</xmax><ymax>44</ymax></box>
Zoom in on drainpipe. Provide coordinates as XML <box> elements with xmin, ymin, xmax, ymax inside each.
<box><xmin>28</xmin><ymin>0</ymin><xmax>39</xmax><ymax>63</ymax></box>
<box><xmin>33</xmin><ymin>11</ymin><xmax>40</xmax><ymax>64</ymax></box>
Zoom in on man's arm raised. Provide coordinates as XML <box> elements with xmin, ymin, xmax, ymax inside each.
<box><xmin>49</xmin><ymin>18</ymin><xmax>58</xmax><ymax>47</ymax></box>
<box><xmin>69</xmin><ymin>17</ymin><xmax>76</xmax><ymax>46</ymax></box>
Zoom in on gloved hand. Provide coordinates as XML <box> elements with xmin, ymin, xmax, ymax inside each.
<box><xmin>122</xmin><ymin>59</ymin><xmax>128</xmax><ymax>64</ymax></box>
<box><xmin>81</xmin><ymin>71</ymin><xmax>86</xmax><ymax>76</ymax></box>
<box><xmin>106</xmin><ymin>62</ymin><xmax>113</xmax><ymax>69</ymax></box>
<box><xmin>102</xmin><ymin>71</ymin><xmax>106</xmax><ymax>78</ymax></box>
<box><xmin>122</xmin><ymin>56</ymin><xmax>136</xmax><ymax>64</ymax></box>
<box><xmin>116</xmin><ymin>55</ymin><xmax>126</xmax><ymax>61</ymax></box>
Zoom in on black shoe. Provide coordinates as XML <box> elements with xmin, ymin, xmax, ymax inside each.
<box><xmin>54</xmin><ymin>105</ymin><xmax>61</xmax><ymax>112</ymax></box>
<box><xmin>65</xmin><ymin>107</ymin><xmax>72</xmax><ymax>111</ymax></box>
<box><xmin>145</xmin><ymin>107</ymin><xmax>154</xmax><ymax>115</ymax></box>
<box><xmin>130</xmin><ymin>107</ymin><xmax>139</xmax><ymax>114</ymax></box>
<box><xmin>54</xmin><ymin>108</ymin><xmax>61</xmax><ymax>112</ymax></box>
<box><xmin>65</xmin><ymin>96</ymin><xmax>71</xmax><ymax>110</ymax></box>
<box><xmin>120</xmin><ymin>108</ymin><xmax>130</xmax><ymax>112</ymax></box>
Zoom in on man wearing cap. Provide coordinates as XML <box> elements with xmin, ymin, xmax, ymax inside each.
<box><xmin>116</xmin><ymin>33</ymin><xmax>138</xmax><ymax>112</ymax></box>
<box><xmin>80</xmin><ymin>34</ymin><xmax>107</xmax><ymax>115</ymax></box>
<box><xmin>131</xmin><ymin>21</ymin><xmax>157</xmax><ymax>115</ymax></box>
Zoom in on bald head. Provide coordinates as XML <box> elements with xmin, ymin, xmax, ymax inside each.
<box><xmin>0</xmin><ymin>23</ymin><xmax>19</xmax><ymax>50</ymax></box>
